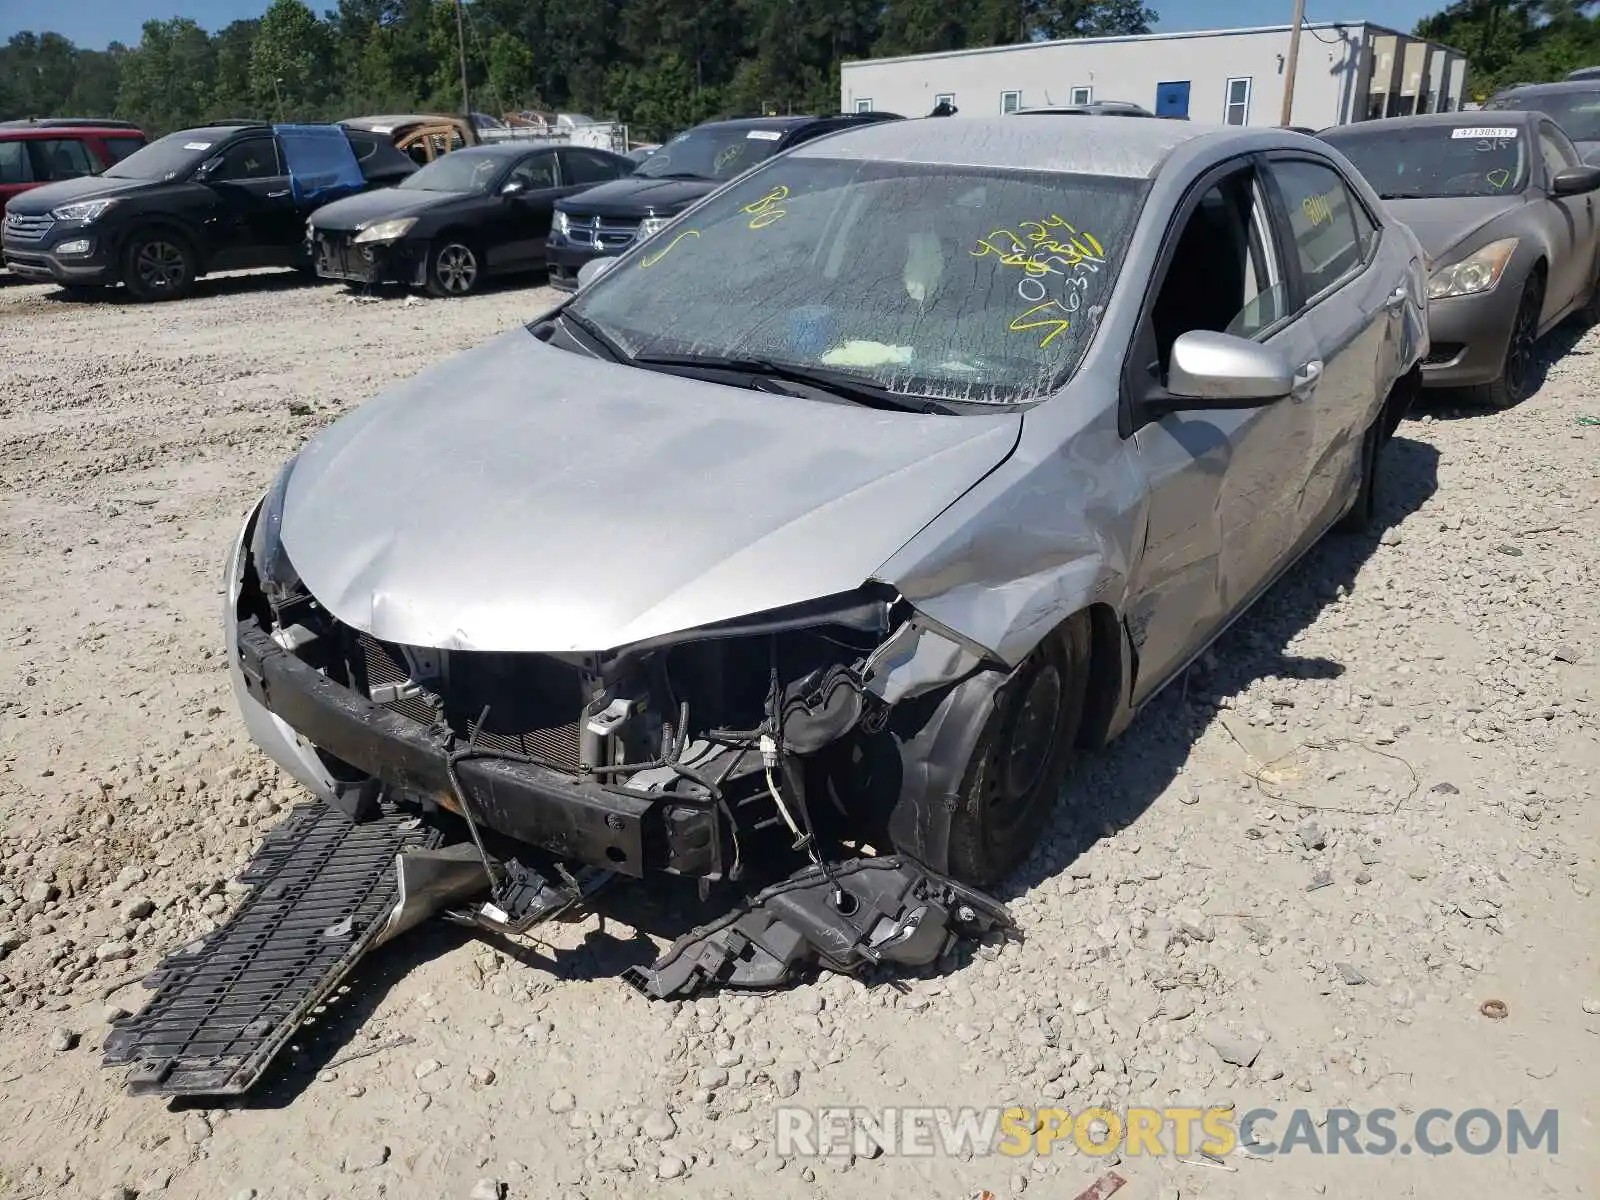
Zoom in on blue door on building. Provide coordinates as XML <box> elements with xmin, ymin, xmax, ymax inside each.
<box><xmin>1155</xmin><ymin>81</ymin><xmax>1191</xmax><ymax>118</ymax></box>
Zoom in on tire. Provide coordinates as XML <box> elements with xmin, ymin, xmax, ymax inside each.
<box><xmin>121</xmin><ymin>229</ymin><xmax>197</xmax><ymax>302</ymax></box>
<box><xmin>425</xmin><ymin>238</ymin><xmax>481</xmax><ymax>297</ymax></box>
<box><xmin>1337</xmin><ymin>417</ymin><xmax>1380</xmax><ymax>533</ymax></box>
<box><xmin>1474</xmin><ymin>273</ymin><xmax>1542</xmax><ymax>409</ymax></box>
<box><xmin>946</xmin><ymin>615</ymin><xmax>1091</xmax><ymax>886</ymax></box>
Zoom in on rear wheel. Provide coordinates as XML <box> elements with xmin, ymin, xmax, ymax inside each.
<box><xmin>425</xmin><ymin>239</ymin><xmax>481</xmax><ymax>297</ymax></box>
<box><xmin>121</xmin><ymin>230</ymin><xmax>196</xmax><ymax>302</ymax></box>
<box><xmin>946</xmin><ymin>616</ymin><xmax>1090</xmax><ymax>886</ymax></box>
<box><xmin>1337</xmin><ymin>418</ymin><xmax>1381</xmax><ymax>533</ymax></box>
<box><xmin>1475</xmin><ymin>273</ymin><xmax>1542</xmax><ymax>409</ymax></box>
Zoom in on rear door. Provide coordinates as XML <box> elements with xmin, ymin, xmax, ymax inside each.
<box><xmin>1261</xmin><ymin>154</ymin><xmax>1393</xmax><ymax>539</ymax></box>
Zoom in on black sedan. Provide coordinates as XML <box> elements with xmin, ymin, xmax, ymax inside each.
<box><xmin>1322</xmin><ymin>110</ymin><xmax>1600</xmax><ymax>408</ymax></box>
<box><xmin>544</xmin><ymin>112</ymin><xmax>901</xmax><ymax>289</ymax></box>
<box><xmin>308</xmin><ymin>142</ymin><xmax>631</xmax><ymax>296</ymax></box>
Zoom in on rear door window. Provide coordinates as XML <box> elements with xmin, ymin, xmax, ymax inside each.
<box><xmin>1269</xmin><ymin>158</ymin><xmax>1376</xmax><ymax>300</ymax></box>
<box><xmin>0</xmin><ymin>139</ymin><xmax>35</xmax><ymax>184</ymax></box>
<box><xmin>105</xmin><ymin>136</ymin><xmax>147</xmax><ymax>164</ymax></box>
<box><xmin>559</xmin><ymin>149</ymin><xmax>622</xmax><ymax>184</ymax></box>
<box><xmin>31</xmin><ymin>137</ymin><xmax>97</xmax><ymax>181</ymax></box>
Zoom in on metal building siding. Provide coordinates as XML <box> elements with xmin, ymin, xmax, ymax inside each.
<box><xmin>840</xmin><ymin>24</ymin><xmax>1369</xmax><ymax>129</ymax></box>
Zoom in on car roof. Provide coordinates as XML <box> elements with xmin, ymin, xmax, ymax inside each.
<box><xmin>1493</xmin><ymin>79</ymin><xmax>1600</xmax><ymax>97</ymax></box>
<box><xmin>428</xmin><ymin>141</ymin><xmax>565</xmax><ymax>159</ymax></box>
<box><xmin>1320</xmin><ymin>110</ymin><xmax>1538</xmax><ymax>137</ymax></box>
<box><xmin>341</xmin><ymin>114</ymin><xmax>464</xmax><ymax>134</ymax></box>
<box><xmin>156</xmin><ymin>124</ymin><xmax>270</xmax><ymax>141</ymax></box>
<box><xmin>787</xmin><ymin>114</ymin><xmax>1234</xmax><ymax>179</ymax></box>
<box><xmin>0</xmin><ymin>118</ymin><xmax>144</xmax><ymax>131</ymax></box>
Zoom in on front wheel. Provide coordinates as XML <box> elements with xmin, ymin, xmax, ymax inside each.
<box><xmin>425</xmin><ymin>239</ymin><xmax>481</xmax><ymax>297</ymax></box>
<box><xmin>1475</xmin><ymin>274</ymin><xmax>1542</xmax><ymax>409</ymax></box>
<box><xmin>946</xmin><ymin>616</ymin><xmax>1091</xmax><ymax>886</ymax></box>
<box><xmin>1337</xmin><ymin>418</ymin><xmax>1381</xmax><ymax>533</ymax></box>
<box><xmin>121</xmin><ymin>230</ymin><xmax>197</xmax><ymax>301</ymax></box>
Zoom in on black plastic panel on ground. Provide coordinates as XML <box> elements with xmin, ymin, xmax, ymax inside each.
<box><xmin>102</xmin><ymin>802</ymin><xmax>439</xmax><ymax>1097</ymax></box>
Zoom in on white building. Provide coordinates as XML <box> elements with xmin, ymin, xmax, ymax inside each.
<box><xmin>840</xmin><ymin>22</ymin><xmax>1466</xmax><ymax>130</ymax></box>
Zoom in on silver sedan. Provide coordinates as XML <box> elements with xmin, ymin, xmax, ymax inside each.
<box><xmin>223</xmin><ymin>116</ymin><xmax>1426</xmax><ymax>990</ymax></box>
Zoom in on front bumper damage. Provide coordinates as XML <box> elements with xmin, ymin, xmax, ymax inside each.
<box><xmin>104</xmin><ymin>531</ymin><xmax>1026</xmax><ymax>1096</ymax></box>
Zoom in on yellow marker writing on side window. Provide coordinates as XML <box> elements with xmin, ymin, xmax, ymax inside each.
<box><xmin>1302</xmin><ymin>192</ymin><xmax>1334</xmax><ymax>226</ymax></box>
<box><xmin>638</xmin><ymin>228</ymin><xmax>701</xmax><ymax>268</ymax></box>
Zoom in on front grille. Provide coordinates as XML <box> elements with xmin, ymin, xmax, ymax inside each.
<box><xmin>3</xmin><ymin>212</ymin><xmax>54</xmax><ymax>242</ymax></box>
<box><xmin>351</xmin><ymin>631</ymin><xmax>584</xmax><ymax>772</ymax></box>
<box><xmin>564</xmin><ymin>213</ymin><xmax>639</xmax><ymax>251</ymax></box>
<box><xmin>315</xmin><ymin>233</ymin><xmax>371</xmax><ymax>280</ymax></box>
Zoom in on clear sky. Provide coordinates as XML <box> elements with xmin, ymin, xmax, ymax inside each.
<box><xmin>1</xmin><ymin>0</ymin><xmax>1442</xmax><ymax>49</ymax></box>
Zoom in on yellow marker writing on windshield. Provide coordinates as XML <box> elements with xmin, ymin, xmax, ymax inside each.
<box><xmin>1486</xmin><ymin>167</ymin><xmax>1511</xmax><ymax>189</ymax></box>
<box><xmin>740</xmin><ymin>184</ymin><xmax>789</xmax><ymax>229</ymax></box>
<box><xmin>1008</xmin><ymin>300</ymin><xmax>1072</xmax><ymax>348</ymax></box>
<box><xmin>639</xmin><ymin>228</ymin><xmax>701</xmax><ymax>268</ymax></box>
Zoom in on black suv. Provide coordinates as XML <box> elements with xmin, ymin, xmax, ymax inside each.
<box><xmin>545</xmin><ymin>112</ymin><xmax>902</xmax><ymax>289</ymax></box>
<box><xmin>2</xmin><ymin>122</ymin><xmax>415</xmax><ymax>300</ymax></box>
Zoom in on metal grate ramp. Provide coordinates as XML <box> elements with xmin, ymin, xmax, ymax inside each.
<box><xmin>103</xmin><ymin>802</ymin><xmax>439</xmax><ymax>1097</ymax></box>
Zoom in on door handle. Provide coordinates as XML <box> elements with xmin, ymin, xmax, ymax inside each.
<box><xmin>1292</xmin><ymin>360</ymin><xmax>1323</xmax><ymax>394</ymax></box>
<box><xmin>1384</xmin><ymin>285</ymin><xmax>1408</xmax><ymax>310</ymax></box>
<box><xmin>266</xmin><ymin>189</ymin><xmax>290</xmax><ymax>198</ymax></box>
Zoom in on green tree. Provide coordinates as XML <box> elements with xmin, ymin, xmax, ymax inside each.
<box><xmin>210</xmin><ymin>20</ymin><xmax>262</xmax><ymax>120</ymax></box>
<box><xmin>250</xmin><ymin>0</ymin><xmax>334</xmax><ymax>120</ymax></box>
<box><xmin>117</xmin><ymin>19</ymin><xmax>217</xmax><ymax>133</ymax></box>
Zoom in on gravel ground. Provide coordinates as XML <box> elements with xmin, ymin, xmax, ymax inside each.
<box><xmin>0</xmin><ymin>269</ymin><xmax>1596</xmax><ymax>1200</ymax></box>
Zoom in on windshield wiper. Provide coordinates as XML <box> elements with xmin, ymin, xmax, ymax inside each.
<box><xmin>644</xmin><ymin>171</ymin><xmax>709</xmax><ymax>181</ymax></box>
<box><xmin>560</xmin><ymin>309</ymin><xmax>631</xmax><ymax>363</ymax></box>
<box><xmin>630</xmin><ymin>352</ymin><xmax>952</xmax><ymax>414</ymax></box>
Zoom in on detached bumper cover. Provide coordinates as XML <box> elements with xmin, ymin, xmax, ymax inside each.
<box><xmin>235</xmin><ymin>621</ymin><xmax>718</xmax><ymax>878</ymax></box>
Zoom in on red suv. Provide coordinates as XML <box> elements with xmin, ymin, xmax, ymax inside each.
<box><xmin>0</xmin><ymin>119</ymin><xmax>148</xmax><ymax>208</ymax></box>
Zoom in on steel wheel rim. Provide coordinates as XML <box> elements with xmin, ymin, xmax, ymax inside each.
<box><xmin>135</xmin><ymin>241</ymin><xmax>185</xmax><ymax>290</ymax></box>
<box><xmin>1505</xmin><ymin>286</ymin><xmax>1539</xmax><ymax>398</ymax></box>
<box><xmin>436</xmin><ymin>244</ymin><xmax>477</xmax><ymax>294</ymax></box>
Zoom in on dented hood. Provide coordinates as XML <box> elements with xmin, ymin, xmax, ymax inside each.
<box><xmin>279</xmin><ymin>329</ymin><xmax>1020</xmax><ymax>653</ymax></box>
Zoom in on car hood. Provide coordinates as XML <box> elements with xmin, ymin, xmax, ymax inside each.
<box><xmin>279</xmin><ymin>330</ymin><xmax>1021</xmax><ymax>653</ymax></box>
<box><xmin>3</xmin><ymin>174</ymin><xmax>151</xmax><ymax>215</ymax></box>
<box><xmin>309</xmin><ymin>187</ymin><xmax>463</xmax><ymax>230</ymax></box>
<box><xmin>1384</xmin><ymin>195</ymin><xmax>1527</xmax><ymax>265</ymax></box>
<box><xmin>554</xmin><ymin>175</ymin><xmax>717</xmax><ymax>218</ymax></box>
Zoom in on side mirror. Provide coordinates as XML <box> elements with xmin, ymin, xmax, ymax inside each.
<box><xmin>501</xmin><ymin>179</ymin><xmax>527</xmax><ymax>197</ymax></box>
<box><xmin>193</xmin><ymin>157</ymin><xmax>219</xmax><ymax>182</ymax></box>
<box><xmin>1157</xmin><ymin>330</ymin><xmax>1294</xmax><ymax>412</ymax></box>
<box><xmin>576</xmin><ymin>256</ymin><xmax>618</xmax><ymax>289</ymax></box>
<box><xmin>1551</xmin><ymin>164</ymin><xmax>1600</xmax><ymax>196</ymax></box>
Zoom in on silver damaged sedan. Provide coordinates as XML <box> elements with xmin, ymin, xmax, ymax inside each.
<box><xmin>221</xmin><ymin>117</ymin><xmax>1428</xmax><ymax>1004</ymax></box>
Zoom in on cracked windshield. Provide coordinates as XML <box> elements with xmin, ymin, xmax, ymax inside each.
<box><xmin>568</xmin><ymin>158</ymin><xmax>1146</xmax><ymax>404</ymax></box>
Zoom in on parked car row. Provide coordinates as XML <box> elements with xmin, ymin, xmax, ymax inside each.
<box><xmin>2</xmin><ymin>110</ymin><xmax>898</xmax><ymax>302</ymax></box>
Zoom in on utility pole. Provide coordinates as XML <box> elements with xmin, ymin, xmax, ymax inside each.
<box><xmin>456</xmin><ymin>0</ymin><xmax>470</xmax><ymax>116</ymax></box>
<box><xmin>1280</xmin><ymin>0</ymin><xmax>1305</xmax><ymax>126</ymax></box>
